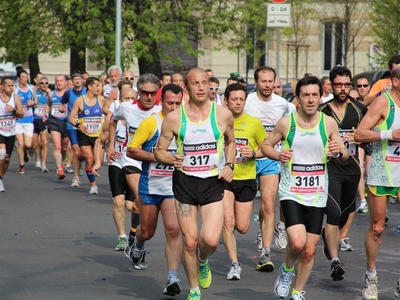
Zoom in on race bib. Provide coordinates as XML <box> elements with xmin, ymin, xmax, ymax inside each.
<box><xmin>289</xmin><ymin>163</ymin><xmax>325</xmax><ymax>194</ymax></box>
<box><xmin>23</xmin><ymin>105</ymin><xmax>33</xmax><ymax>117</ymax></box>
<box><xmin>234</xmin><ymin>137</ymin><xmax>249</xmax><ymax>164</ymax></box>
<box><xmin>34</xmin><ymin>104</ymin><xmax>46</xmax><ymax>118</ymax></box>
<box><xmin>385</xmin><ymin>140</ymin><xmax>400</xmax><ymax>163</ymax></box>
<box><xmin>0</xmin><ymin>115</ymin><xmax>15</xmax><ymax>130</ymax></box>
<box><xmin>149</xmin><ymin>148</ymin><xmax>176</xmax><ymax>176</ymax></box>
<box><xmin>51</xmin><ymin>104</ymin><xmax>66</xmax><ymax>118</ymax></box>
<box><xmin>83</xmin><ymin>116</ymin><xmax>102</xmax><ymax>134</ymax></box>
<box><xmin>182</xmin><ymin>142</ymin><xmax>219</xmax><ymax>172</ymax></box>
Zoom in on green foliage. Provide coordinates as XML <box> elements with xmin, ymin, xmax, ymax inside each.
<box><xmin>369</xmin><ymin>0</ymin><xmax>400</xmax><ymax>67</ymax></box>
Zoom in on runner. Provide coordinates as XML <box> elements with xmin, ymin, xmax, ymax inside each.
<box><xmin>155</xmin><ymin>67</ymin><xmax>236</xmax><ymax>300</ymax></box>
<box><xmin>262</xmin><ymin>76</ymin><xmax>347</xmax><ymax>300</ymax></box>
<box><xmin>127</xmin><ymin>83</ymin><xmax>183</xmax><ymax>296</ymax></box>
<box><xmin>354</xmin><ymin>64</ymin><xmax>400</xmax><ymax>300</ymax></box>
<box><xmin>0</xmin><ymin>77</ymin><xmax>23</xmax><ymax>191</ymax></box>
<box><xmin>221</xmin><ymin>83</ymin><xmax>266</xmax><ymax>280</ymax></box>
<box><xmin>318</xmin><ymin>66</ymin><xmax>367</xmax><ymax>281</ymax></box>
<box><xmin>68</xmin><ymin>77</ymin><xmax>105</xmax><ymax>194</ymax></box>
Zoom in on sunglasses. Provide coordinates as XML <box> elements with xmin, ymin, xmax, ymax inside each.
<box><xmin>356</xmin><ymin>84</ymin><xmax>369</xmax><ymax>88</ymax></box>
<box><xmin>209</xmin><ymin>87</ymin><xmax>219</xmax><ymax>91</ymax></box>
<box><xmin>124</xmin><ymin>77</ymin><xmax>134</xmax><ymax>81</ymax></box>
<box><xmin>333</xmin><ymin>82</ymin><xmax>352</xmax><ymax>88</ymax></box>
<box><xmin>40</xmin><ymin>82</ymin><xmax>48</xmax><ymax>84</ymax></box>
<box><xmin>140</xmin><ymin>89</ymin><xmax>157</xmax><ymax>97</ymax></box>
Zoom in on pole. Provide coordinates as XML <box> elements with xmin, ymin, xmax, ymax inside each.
<box><xmin>276</xmin><ymin>28</ymin><xmax>280</xmax><ymax>76</ymax></box>
<box><xmin>286</xmin><ymin>44</ymin><xmax>289</xmax><ymax>84</ymax></box>
<box><xmin>115</xmin><ymin>0</ymin><xmax>122</xmax><ymax>67</ymax></box>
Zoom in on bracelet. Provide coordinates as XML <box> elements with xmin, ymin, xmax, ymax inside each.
<box><xmin>380</xmin><ymin>130</ymin><xmax>393</xmax><ymax>141</ymax></box>
<box><xmin>252</xmin><ymin>151</ymin><xmax>256</xmax><ymax>159</ymax></box>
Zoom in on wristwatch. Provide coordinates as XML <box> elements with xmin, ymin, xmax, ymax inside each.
<box><xmin>332</xmin><ymin>149</ymin><xmax>343</xmax><ymax>159</ymax></box>
<box><xmin>224</xmin><ymin>162</ymin><xmax>234</xmax><ymax>170</ymax></box>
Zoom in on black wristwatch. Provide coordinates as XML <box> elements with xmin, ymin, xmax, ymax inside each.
<box><xmin>224</xmin><ymin>162</ymin><xmax>234</xmax><ymax>170</ymax></box>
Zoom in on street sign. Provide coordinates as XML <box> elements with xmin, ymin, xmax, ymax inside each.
<box><xmin>267</xmin><ymin>3</ymin><xmax>291</xmax><ymax>28</ymax></box>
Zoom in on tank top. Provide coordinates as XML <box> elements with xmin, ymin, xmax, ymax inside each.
<box><xmin>0</xmin><ymin>93</ymin><xmax>17</xmax><ymax>136</ymax></box>
<box><xmin>139</xmin><ymin>112</ymin><xmax>177</xmax><ymax>196</ymax></box>
<box><xmin>34</xmin><ymin>90</ymin><xmax>49</xmax><ymax>120</ymax></box>
<box><xmin>65</xmin><ymin>87</ymin><xmax>87</xmax><ymax>130</ymax></box>
<box><xmin>77</xmin><ymin>96</ymin><xmax>103</xmax><ymax>138</ymax></box>
<box><xmin>279</xmin><ymin>113</ymin><xmax>329</xmax><ymax>207</ymax></box>
<box><xmin>15</xmin><ymin>84</ymin><xmax>34</xmax><ymax>124</ymax></box>
<box><xmin>103</xmin><ymin>84</ymin><xmax>116</xmax><ymax>99</ymax></box>
<box><xmin>368</xmin><ymin>92</ymin><xmax>400</xmax><ymax>187</ymax></box>
<box><xmin>50</xmin><ymin>91</ymin><xmax>67</xmax><ymax>121</ymax></box>
<box><xmin>109</xmin><ymin>100</ymin><xmax>125</xmax><ymax>169</ymax></box>
<box><xmin>176</xmin><ymin>102</ymin><xmax>224</xmax><ymax>178</ymax></box>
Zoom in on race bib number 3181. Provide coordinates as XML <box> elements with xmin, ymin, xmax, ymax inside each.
<box><xmin>289</xmin><ymin>163</ymin><xmax>325</xmax><ymax>194</ymax></box>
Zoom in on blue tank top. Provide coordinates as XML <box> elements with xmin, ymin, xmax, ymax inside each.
<box><xmin>34</xmin><ymin>90</ymin><xmax>49</xmax><ymax>120</ymax></box>
<box><xmin>77</xmin><ymin>96</ymin><xmax>103</xmax><ymax>137</ymax></box>
<box><xmin>65</xmin><ymin>87</ymin><xmax>87</xmax><ymax>130</ymax></box>
<box><xmin>16</xmin><ymin>85</ymin><xmax>34</xmax><ymax>124</ymax></box>
<box><xmin>50</xmin><ymin>91</ymin><xmax>67</xmax><ymax>121</ymax></box>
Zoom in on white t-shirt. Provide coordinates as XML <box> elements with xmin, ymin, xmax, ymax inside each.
<box><xmin>321</xmin><ymin>94</ymin><xmax>333</xmax><ymax>103</ymax></box>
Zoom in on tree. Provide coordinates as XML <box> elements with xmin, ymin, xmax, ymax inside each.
<box><xmin>369</xmin><ymin>0</ymin><xmax>400</xmax><ymax>68</ymax></box>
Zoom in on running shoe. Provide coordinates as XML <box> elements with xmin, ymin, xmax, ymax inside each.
<box><xmin>71</xmin><ymin>178</ymin><xmax>80</xmax><ymax>187</ymax></box>
<box><xmin>124</xmin><ymin>235</ymin><xmax>136</xmax><ymax>258</ymax></box>
<box><xmin>187</xmin><ymin>289</ymin><xmax>201</xmax><ymax>300</ymax></box>
<box><xmin>16</xmin><ymin>166</ymin><xmax>25</xmax><ymax>175</ymax></box>
<box><xmin>255</xmin><ymin>231</ymin><xmax>262</xmax><ymax>252</ymax></box>
<box><xmin>130</xmin><ymin>245</ymin><xmax>147</xmax><ymax>270</ymax></box>
<box><xmin>41</xmin><ymin>164</ymin><xmax>49</xmax><ymax>173</ymax></box>
<box><xmin>389</xmin><ymin>197</ymin><xmax>397</xmax><ymax>204</ymax></box>
<box><xmin>339</xmin><ymin>237</ymin><xmax>353</xmax><ymax>251</ymax></box>
<box><xmin>28</xmin><ymin>148</ymin><xmax>34</xmax><ymax>158</ymax></box>
<box><xmin>163</xmin><ymin>275</ymin><xmax>181</xmax><ymax>296</ymax></box>
<box><xmin>356</xmin><ymin>201</ymin><xmax>369</xmax><ymax>213</ymax></box>
<box><xmin>274</xmin><ymin>223</ymin><xmax>288</xmax><ymax>250</ymax></box>
<box><xmin>320</xmin><ymin>227</ymin><xmax>331</xmax><ymax>260</ymax></box>
<box><xmin>0</xmin><ymin>179</ymin><xmax>5</xmax><ymax>192</ymax></box>
<box><xmin>330</xmin><ymin>259</ymin><xmax>345</xmax><ymax>281</ymax></box>
<box><xmin>35</xmin><ymin>161</ymin><xmax>41</xmax><ymax>168</ymax></box>
<box><xmin>89</xmin><ymin>185</ymin><xmax>98</xmax><ymax>195</ymax></box>
<box><xmin>24</xmin><ymin>150</ymin><xmax>30</xmax><ymax>163</ymax></box>
<box><xmin>115</xmin><ymin>236</ymin><xmax>128</xmax><ymax>251</ymax></box>
<box><xmin>290</xmin><ymin>291</ymin><xmax>306</xmax><ymax>300</ymax></box>
<box><xmin>256</xmin><ymin>248</ymin><xmax>274</xmax><ymax>272</ymax></box>
<box><xmin>394</xmin><ymin>281</ymin><xmax>400</xmax><ymax>298</ymax></box>
<box><xmin>226</xmin><ymin>262</ymin><xmax>242</xmax><ymax>280</ymax></box>
<box><xmin>198</xmin><ymin>259</ymin><xmax>212</xmax><ymax>289</ymax></box>
<box><xmin>57</xmin><ymin>169</ymin><xmax>65</xmax><ymax>180</ymax></box>
<box><xmin>274</xmin><ymin>263</ymin><xmax>295</xmax><ymax>298</ymax></box>
<box><xmin>79</xmin><ymin>164</ymin><xmax>84</xmax><ymax>176</ymax></box>
<box><xmin>65</xmin><ymin>164</ymin><xmax>74</xmax><ymax>174</ymax></box>
<box><xmin>362</xmin><ymin>274</ymin><xmax>378</xmax><ymax>300</ymax></box>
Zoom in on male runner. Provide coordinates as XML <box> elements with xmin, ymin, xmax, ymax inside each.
<box><xmin>155</xmin><ymin>67</ymin><xmax>235</xmax><ymax>300</ymax></box>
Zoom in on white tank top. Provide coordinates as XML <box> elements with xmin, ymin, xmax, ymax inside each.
<box><xmin>0</xmin><ymin>93</ymin><xmax>17</xmax><ymax>136</ymax></box>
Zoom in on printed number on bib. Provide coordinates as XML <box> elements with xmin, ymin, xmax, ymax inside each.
<box><xmin>385</xmin><ymin>141</ymin><xmax>400</xmax><ymax>162</ymax></box>
<box><xmin>35</xmin><ymin>104</ymin><xmax>46</xmax><ymax>117</ymax></box>
<box><xmin>0</xmin><ymin>116</ymin><xmax>15</xmax><ymax>130</ymax></box>
<box><xmin>290</xmin><ymin>163</ymin><xmax>325</xmax><ymax>194</ymax></box>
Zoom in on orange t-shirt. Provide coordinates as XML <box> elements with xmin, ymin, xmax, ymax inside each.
<box><xmin>368</xmin><ymin>78</ymin><xmax>391</xmax><ymax>98</ymax></box>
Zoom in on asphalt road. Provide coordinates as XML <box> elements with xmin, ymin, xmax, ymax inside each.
<box><xmin>1</xmin><ymin>153</ymin><xmax>400</xmax><ymax>300</ymax></box>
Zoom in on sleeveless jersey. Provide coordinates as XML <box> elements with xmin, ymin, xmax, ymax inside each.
<box><xmin>62</xmin><ymin>88</ymin><xmax>87</xmax><ymax>130</ymax></box>
<box><xmin>0</xmin><ymin>93</ymin><xmax>17</xmax><ymax>136</ymax></box>
<box><xmin>233</xmin><ymin>113</ymin><xmax>267</xmax><ymax>180</ymax></box>
<box><xmin>176</xmin><ymin>102</ymin><xmax>224</xmax><ymax>178</ymax></box>
<box><xmin>244</xmin><ymin>92</ymin><xmax>289</xmax><ymax>157</ymax></box>
<box><xmin>368</xmin><ymin>92</ymin><xmax>400</xmax><ymax>187</ymax></box>
<box><xmin>137</xmin><ymin>112</ymin><xmax>177</xmax><ymax>196</ymax></box>
<box><xmin>103</xmin><ymin>84</ymin><xmax>116</xmax><ymax>99</ymax></box>
<box><xmin>279</xmin><ymin>113</ymin><xmax>329</xmax><ymax>207</ymax></box>
<box><xmin>319</xmin><ymin>99</ymin><xmax>367</xmax><ymax>174</ymax></box>
<box><xmin>109</xmin><ymin>100</ymin><xmax>125</xmax><ymax>168</ymax></box>
<box><xmin>34</xmin><ymin>90</ymin><xmax>49</xmax><ymax>120</ymax></box>
<box><xmin>77</xmin><ymin>96</ymin><xmax>103</xmax><ymax>138</ymax></box>
<box><xmin>15</xmin><ymin>84</ymin><xmax>34</xmax><ymax>124</ymax></box>
<box><xmin>50</xmin><ymin>91</ymin><xmax>67</xmax><ymax>121</ymax></box>
<box><xmin>113</xmin><ymin>100</ymin><xmax>161</xmax><ymax>169</ymax></box>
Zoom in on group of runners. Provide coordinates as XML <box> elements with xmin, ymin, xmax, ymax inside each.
<box><xmin>1</xmin><ymin>59</ymin><xmax>400</xmax><ymax>300</ymax></box>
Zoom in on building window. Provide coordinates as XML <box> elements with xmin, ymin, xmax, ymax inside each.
<box><xmin>323</xmin><ymin>22</ymin><xmax>344</xmax><ymax>71</ymax></box>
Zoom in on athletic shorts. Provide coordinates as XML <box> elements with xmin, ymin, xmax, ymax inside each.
<box><xmin>368</xmin><ymin>185</ymin><xmax>400</xmax><ymax>198</ymax></box>
<box><xmin>15</xmin><ymin>123</ymin><xmax>34</xmax><ymax>137</ymax></box>
<box><xmin>33</xmin><ymin>119</ymin><xmax>48</xmax><ymax>134</ymax></box>
<box><xmin>67</xmin><ymin>129</ymin><xmax>79</xmax><ymax>146</ymax></box>
<box><xmin>108</xmin><ymin>165</ymin><xmax>134</xmax><ymax>200</ymax></box>
<box><xmin>325</xmin><ymin>172</ymin><xmax>359</xmax><ymax>227</ymax></box>
<box><xmin>139</xmin><ymin>193</ymin><xmax>174</xmax><ymax>207</ymax></box>
<box><xmin>77</xmin><ymin>131</ymin><xmax>97</xmax><ymax>147</ymax></box>
<box><xmin>48</xmin><ymin>117</ymin><xmax>68</xmax><ymax>139</ymax></box>
<box><xmin>362</xmin><ymin>142</ymin><xmax>372</xmax><ymax>156</ymax></box>
<box><xmin>0</xmin><ymin>134</ymin><xmax>16</xmax><ymax>155</ymax></box>
<box><xmin>224</xmin><ymin>179</ymin><xmax>257</xmax><ymax>202</ymax></box>
<box><xmin>173</xmin><ymin>169</ymin><xmax>224</xmax><ymax>206</ymax></box>
<box><xmin>280</xmin><ymin>200</ymin><xmax>325</xmax><ymax>235</ymax></box>
<box><xmin>123</xmin><ymin>165</ymin><xmax>142</xmax><ymax>175</ymax></box>
<box><xmin>256</xmin><ymin>159</ymin><xmax>280</xmax><ymax>180</ymax></box>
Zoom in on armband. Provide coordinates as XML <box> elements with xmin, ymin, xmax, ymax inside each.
<box><xmin>380</xmin><ymin>130</ymin><xmax>393</xmax><ymax>141</ymax></box>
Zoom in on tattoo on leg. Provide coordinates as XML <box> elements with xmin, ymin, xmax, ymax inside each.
<box><xmin>179</xmin><ymin>203</ymin><xmax>192</xmax><ymax>218</ymax></box>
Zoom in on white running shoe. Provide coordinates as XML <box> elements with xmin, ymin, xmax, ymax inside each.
<box><xmin>362</xmin><ymin>274</ymin><xmax>378</xmax><ymax>300</ymax></box>
<box><xmin>41</xmin><ymin>164</ymin><xmax>49</xmax><ymax>173</ymax></box>
<box><xmin>226</xmin><ymin>262</ymin><xmax>242</xmax><ymax>280</ymax></box>
<box><xmin>356</xmin><ymin>201</ymin><xmax>369</xmax><ymax>213</ymax></box>
<box><xmin>35</xmin><ymin>161</ymin><xmax>42</xmax><ymax>168</ymax></box>
<box><xmin>255</xmin><ymin>231</ymin><xmax>262</xmax><ymax>252</ymax></box>
<box><xmin>89</xmin><ymin>185</ymin><xmax>98</xmax><ymax>194</ymax></box>
<box><xmin>274</xmin><ymin>223</ymin><xmax>288</xmax><ymax>250</ymax></box>
<box><xmin>71</xmin><ymin>178</ymin><xmax>80</xmax><ymax>187</ymax></box>
<box><xmin>274</xmin><ymin>263</ymin><xmax>295</xmax><ymax>298</ymax></box>
<box><xmin>0</xmin><ymin>179</ymin><xmax>5</xmax><ymax>192</ymax></box>
<box><xmin>339</xmin><ymin>237</ymin><xmax>353</xmax><ymax>251</ymax></box>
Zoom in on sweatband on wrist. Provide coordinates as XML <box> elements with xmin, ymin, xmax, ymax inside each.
<box><xmin>380</xmin><ymin>130</ymin><xmax>393</xmax><ymax>141</ymax></box>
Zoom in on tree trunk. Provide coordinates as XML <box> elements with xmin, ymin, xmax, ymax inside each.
<box><xmin>28</xmin><ymin>53</ymin><xmax>40</xmax><ymax>84</ymax></box>
<box><xmin>137</xmin><ymin>44</ymin><xmax>162</xmax><ymax>78</ymax></box>
<box><xmin>70</xmin><ymin>46</ymin><xmax>86</xmax><ymax>74</ymax></box>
